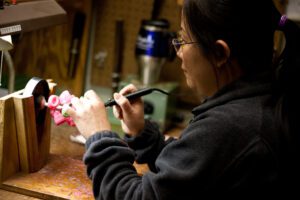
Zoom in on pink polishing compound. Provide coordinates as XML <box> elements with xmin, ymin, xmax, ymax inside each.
<box><xmin>51</xmin><ymin>110</ymin><xmax>66</xmax><ymax>125</ymax></box>
<box><xmin>59</xmin><ymin>90</ymin><xmax>74</xmax><ymax>104</ymax></box>
<box><xmin>48</xmin><ymin>90</ymin><xmax>76</xmax><ymax>127</ymax></box>
<box><xmin>47</xmin><ymin>95</ymin><xmax>60</xmax><ymax>109</ymax></box>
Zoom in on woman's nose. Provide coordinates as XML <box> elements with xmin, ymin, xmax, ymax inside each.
<box><xmin>176</xmin><ymin>49</ymin><xmax>183</xmax><ymax>59</ymax></box>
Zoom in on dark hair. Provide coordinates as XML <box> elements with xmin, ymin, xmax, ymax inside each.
<box><xmin>183</xmin><ymin>0</ymin><xmax>275</xmax><ymax>74</ymax></box>
<box><xmin>183</xmin><ymin>0</ymin><xmax>300</xmax><ymax>151</ymax></box>
<box><xmin>273</xmin><ymin>12</ymin><xmax>300</xmax><ymax>142</ymax></box>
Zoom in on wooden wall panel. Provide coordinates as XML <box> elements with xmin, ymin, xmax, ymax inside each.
<box><xmin>11</xmin><ymin>0</ymin><xmax>92</xmax><ymax>96</ymax></box>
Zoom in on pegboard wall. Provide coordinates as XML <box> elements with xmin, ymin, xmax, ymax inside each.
<box><xmin>90</xmin><ymin>0</ymin><xmax>183</xmax><ymax>88</ymax></box>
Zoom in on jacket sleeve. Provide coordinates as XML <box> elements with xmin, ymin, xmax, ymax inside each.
<box><xmin>83</xmin><ymin>108</ymin><xmax>273</xmax><ymax>200</ymax></box>
<box><xmin>83</xmin><ymin>131</ymin><xmax>139</xmax><ymax>199</ymax></box>
<box><xmin>83</xmin><ymin>119</ymin><xmax>219</xmax><ymax>200</ymax></box>
<box><xmin>83</xmin><ymin>130</ymin><xmax>175</xmax><ymax>200</ymax></box>
<box><xmin>123</xmin><ymin>120</ymin><xmax>177</xmax><ymax>170</ymax></box>
<box><xmin>82</xmin><ymin>117</ymin><xmax>219</xmax><ymax>200</ymax></box>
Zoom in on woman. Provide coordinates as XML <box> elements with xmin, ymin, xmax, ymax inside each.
<box><xmin>66</xmin><ymin>0</ymin><xmax>300</xmax><ymax>199</ymax></box>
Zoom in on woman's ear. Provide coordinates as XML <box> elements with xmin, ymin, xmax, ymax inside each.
<box><xmin>214</xmin><ymin>40</ymin><xmax>230</xmax><ymax>68</ymax></box>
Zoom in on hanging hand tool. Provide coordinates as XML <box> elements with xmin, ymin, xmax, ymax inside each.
<box><xmin>112</xmin><ymin>19</ymin><xmax>124</xmax><ymax>93</ymax></box>
<box><xmin>67</xmin><ymin>11</ymin><xmax>86</xmax><ymax>79</ymax></box>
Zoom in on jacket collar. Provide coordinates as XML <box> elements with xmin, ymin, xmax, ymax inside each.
<box><xmin>191</xmin><ymin>72</ymin><xmax>273</xmax><ymax>116</ymax></box>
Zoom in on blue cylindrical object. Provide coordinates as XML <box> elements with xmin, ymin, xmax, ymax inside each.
<box><xmin>135</xmin><ymin>19</ymin><xmax>170</xmax><ymax>58</ymax></box>
<box><xmin>135</xmin><ymin>19</ymin><xmax>171</xmax><ymax>85</ymax></box>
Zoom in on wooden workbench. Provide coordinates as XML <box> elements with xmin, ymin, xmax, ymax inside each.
<box><xmin>0</xmin><ymin>122</ymin><xmax>151</xmax><ymax>199</ymax></box>
<box><xmin>0</xmin><ymin>122</ymin><xmax>181</xmax><ymax>199</ymax></box>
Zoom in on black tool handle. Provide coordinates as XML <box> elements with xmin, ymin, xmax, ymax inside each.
<box><xmin>105</xmin><ymin>88</ymin><xmax>154</xmax><ymax>107</ymax></box>
<box><xmin>0</xmin><ymin>0</ymin><xmax>4</xmax><ymax>9</ymax></box>
<box><xmin>67</xmin><ymin>11</ymin><xmax>86</xmax><ymax>78</ymax></box>
<box><xmin>112</xmin><ymin>20</ymin><xmax>124</xmax><ymax>93</ymax></box>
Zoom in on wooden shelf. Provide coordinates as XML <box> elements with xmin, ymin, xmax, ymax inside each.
<box><xmin>0</xmin><ymin>0</ymin><xmax>67</xmax><ymax>36</ymax></box>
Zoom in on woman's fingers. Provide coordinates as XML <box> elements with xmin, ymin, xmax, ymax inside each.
<box><xmin>64</xmin><ymin>90</ymin><xmax>111</xmax><ymax>138</ymax></box>
<box><xmin>64</xmin><ymin>104</ymin><xmax>76</xmax><ymax>118</ymax></box>
<box><xmin>66</xmin><ymin>90</ymin><xmax>100</xmax><ymax>118</ymax></box>
<box><xmin>70</xmin><ymin>97</ymin><xmax>83</xmax><ymax>112</ymax></box>
<box><xmin>113</xmin><ymin>93</ymin><xmax>133</xmax><ymax>114</ymax></box>
<box><xmin>84</xmin><ymin>90</ymin><xmax>101</xmax><ymax>101</ymax></box>
<box><xmin>112</xmin><ymin>105</ymin><xmax>122</xmax><ymax>119</ymax></box>
<box><xmin>84</xmin><ymin>90</ymin><xmax>103</xmax><ymax>107</ymax></box>
<box><xmin>119</xmin><ymin>84</ymin><xmax>138</xmax><ymax>96</ymax></box>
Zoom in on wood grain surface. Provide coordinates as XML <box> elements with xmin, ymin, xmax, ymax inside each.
<box><xmin>0</xmin><ymin>97</ymin><xmax>20</xmax><ymax>182</ymax></box>
<box><xmin>3</xmin><ymin>154</ymin><xmax>93</xmax><ymax>200</ymax></box>
<box><xmin>0</xmin><ymin>122</ymin><xmax>151</xmax><ymax>199</ymax></box>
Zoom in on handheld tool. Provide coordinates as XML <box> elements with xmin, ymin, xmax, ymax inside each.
<box><xmin>104</xmin><ymin>87</ymin><xmax>169</xmax><ymax>107</ymax></box>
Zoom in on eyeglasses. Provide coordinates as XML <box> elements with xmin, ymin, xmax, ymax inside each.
<box><xmin>172</xmin><ymin>38</ymin><xmax>198</xmax><ymax>52</ymax></box>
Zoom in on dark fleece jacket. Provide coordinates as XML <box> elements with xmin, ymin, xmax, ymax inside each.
<box><xmin>83</xmin><ymin>73</ymin><xmax>299</xmax><ymax>200</ymax></box>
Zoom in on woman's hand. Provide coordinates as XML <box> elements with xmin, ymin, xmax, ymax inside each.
<box><xmin>65</xmin><ymin>90</ymin><xmax>111</xmax><ymax>139</ymax></box>
<box><xmin>112</xmin><ymin>84</ymin><xmax>145</xmax><ymax>137</ymax></box>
